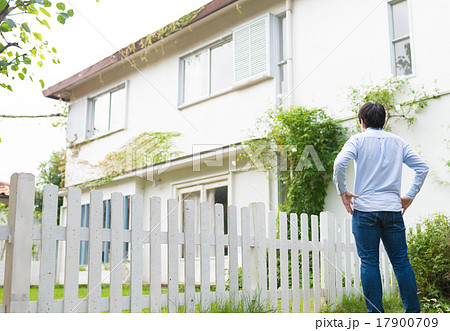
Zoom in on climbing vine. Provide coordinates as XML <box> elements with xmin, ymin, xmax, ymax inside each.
<box><xmin>77</xmin><ymin>131</ymin><xmax>181</xmax><ymax>188</ymax></box>
<box><xmin>349</xmin><ymin>76</ymin><xmax>440</xmax><ymax>131</ymax></box>
<box><xmin>245</xmin><ymin>106</ymin><xmax>348</xmax><ymax>217</ymax></box>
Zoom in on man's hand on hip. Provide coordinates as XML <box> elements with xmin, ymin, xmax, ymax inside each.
<box><xmin>340</xmin><ymin>191</ymin><xmax>360</xmax><ymax>215</ymax></box>
<box><xmin>400</xmin><ymin>196</ymin><xmax>413</xmax><ymax>215</ymax></box>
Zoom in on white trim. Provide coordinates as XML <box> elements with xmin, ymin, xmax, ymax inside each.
<box><xmin>84</xmin><ymin>80</ymin><xmax>129</xmax><ymax>141</ymax></box>
<box><xmin>387</xmin><ymin>0</ymin><xmax>415</xmax><ymax>77</ymax></box>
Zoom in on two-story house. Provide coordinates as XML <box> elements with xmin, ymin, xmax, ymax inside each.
<box><xmin>43</xmin><ymin>0</ymin><xmax>450</xmax><ymax>284</ymax></box>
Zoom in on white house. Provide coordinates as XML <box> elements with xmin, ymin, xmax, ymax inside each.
<box><xmin>43</xmin><ymin>0</ymin><xmax>450</xmax><ymax>284</ymax></box>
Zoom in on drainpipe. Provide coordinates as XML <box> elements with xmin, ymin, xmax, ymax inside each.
<box><xmin>286</xmin><ymin>0</ymin><xmax>294</xmax><ymax>106</ymax></box>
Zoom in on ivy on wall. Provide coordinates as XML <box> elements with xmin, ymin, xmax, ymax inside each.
<box><xmin>77</xmin><ymin>131</ymin><xmax>181</xmax><ymax>188</ymax></box>
<box><xmin>349</xmin><ymin>76</ymin><xmax>440</xmax><ymax>131</ymax></box>
<box><xmin>245</xmin><ymin>106</ymin><xmax>348</xmax><ymax>217</ymax></box>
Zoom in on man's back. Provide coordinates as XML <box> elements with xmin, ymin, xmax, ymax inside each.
<box><xmin>334</xmin><ymin>128</ymin><xmax>428</xmax><ymax>212</ymax></box>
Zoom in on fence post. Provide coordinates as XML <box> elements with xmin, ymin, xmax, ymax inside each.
<box><xmin>3</xmin><ymin>173</ymin><xmax>35</xmax><ymax>313</ymax></box>
<box><xmin>249</xmin><ymin>202</ymin><xmax>267</xmax><ymax>304</ymax></box>
<box><xmin>320</xmin><ymin>211</ymin><xmax>337</xmax><ymax>309</ymax></box>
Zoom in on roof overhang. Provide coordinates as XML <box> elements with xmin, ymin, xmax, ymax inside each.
<box><xmin>43</xmin><ymin>0</ymin><xmax>239</xmax><ymax>101</ymax></box>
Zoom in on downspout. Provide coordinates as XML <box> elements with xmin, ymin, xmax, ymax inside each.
<box><xmin>286</xmin><ymin>0</ymin><xmax>294</xmax><ymax>106</ymax></box>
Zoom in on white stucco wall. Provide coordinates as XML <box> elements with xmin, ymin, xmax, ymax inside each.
<box><xmin>64</xmin><ymin>0</ymin><xmax>450</xmax><ymax>227</ymax></box>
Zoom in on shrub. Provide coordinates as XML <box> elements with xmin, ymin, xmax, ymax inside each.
<box><xmin>407</xmin><ymin>213</ymin><xmax>450</xmax><ymax>302</ymax></box>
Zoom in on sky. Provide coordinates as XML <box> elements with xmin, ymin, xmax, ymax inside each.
<box><xmin>0</xmin><ymin>0</ymin><xmax>211</xmax><ymax>183</ymax></box>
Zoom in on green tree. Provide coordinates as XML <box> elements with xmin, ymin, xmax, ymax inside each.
<box><xmin>0</xmin><ymin>0</ymin><xmax>74</xmax><ymax>91</ymax></box>
<box><xmin>34</xmin><ymin>149</ymin><xmax>65</xmax><ymax>219</ymax></box>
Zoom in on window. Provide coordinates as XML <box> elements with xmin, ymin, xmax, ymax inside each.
<box><xmin>389</xmin><ymin>0</ymin><xmax>413</xmax><ymax>76</ymax></box>
<box><xmin>181</xmin><ymin>38</ymin><xmax>234</xmax><ymax>104</ymax></box>
<box><xmin>178</xmin><ymin>182</ymin><xmax>228</xmax><ymax>258</ymax></box>
<box><xmin>86</xmin><ymin>83</ymin><xmax>127</xmax><ymax>138</ymax></box>
<box><xmin>179</xmin><ymin>15</ymin><xmax>272</xmax><ymax>106</ymax></box>
<box><xmin>79</xmin><ymin>195</ymin><xmax>131</xmax><ymax>265</ymax></box>
<box><xmin>275</xmin><ymin>13</ymin><xmax>287</xmax><ymax>104</ymax></box>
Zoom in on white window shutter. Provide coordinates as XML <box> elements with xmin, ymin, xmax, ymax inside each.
<box><xmin>233</xmin><ymin>16</ymin><xmax>270</xmax><ymax>83</ymax></box>
<box><xmin>66</xmin><ymin>97</ymin><xmax>88</xmax><ymax>144</ymax></box>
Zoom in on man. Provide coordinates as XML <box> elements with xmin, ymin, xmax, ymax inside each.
<box><xmin>333</xmin><ymin>102</ymin><xmax>428</xmax><ymax>313</ymax></box>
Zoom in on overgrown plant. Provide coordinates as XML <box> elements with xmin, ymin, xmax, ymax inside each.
<box><xmin>76</xmin><ymin>131</ymin><xmax>182</xmax><ymax>188</ymax></box>
<box><xmin>349</xmin><ymin>76</ymin><xmax>440</xmax><ymax>131</ymax></box>
<box><xmin>246</xmin><ymin>106</ymin><xmax>348</xmax><ymax>217</ymax></box>
<box><xmin>34</xmin><ymin>149</ymin><xmax>65</xmax><ymax>219</ymax></box>
<box><xmin>407</xmin><ymin>213</ymin><xmax>450</xmax><ymax>308</ymax></box>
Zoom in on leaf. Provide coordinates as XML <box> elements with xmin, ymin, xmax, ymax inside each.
<box><xmin>18</xmin><ymin>72</ymin><xmax>25</xmax><ymax>80</ymax></box>
<box><xmin>43</xmin><ymin>0</ymin><xmax>52</xmax><ymax>7</ymax></box>
<box><xmin>0</xmin><ymin>60</ymin><xmax>8</xmax><ymax>66</ymax></box>
<box><xmin>56</xmin><ymin>2</ymin><xmax>65</xmax><ymax>11</ymax></box>
<box><xmin>23</xmin><ymin>57</ymin><xmax>32</xmax><ymax>64</ymax></box>
<box><xmin>52</xmin><ymin>47</ymin><xmax>57</xmax><ymax>53</ymax></box>
<box><xmin>57</xmin><ymin>15</ymin><xmax>66</xmax><ymax>24</ymax></box>
<box><xmin>59</xmin><ymin>12</ymin><xmax>69</xmax><ymax>19</ymax></box>
<box><xmin>39</xmin><ymin>54</ymin><xmax>45</xmax><ymax>60</ymax></box>
<box><xmin>4</xmin><ymin>18</ymin><xmax>17</xmax><ymax>29</ymax></box>
<box><xmin>39</xmin><ymin>79</ymin><xmax>45</xmax><ymax>88</ymax></box>
<box><xmin>37</xmin><ymin>18</ymin><xmax>51</xmax><ymax>29</ymax></box>
<box><xmin>37</xmin><ymin>60</ymin><xmax>43</xmax><ymax>67</ymax></box>
<box><xmin>0</xmin><ymin>0</ymin><xmax>7</xmax><ymax>11</ymax></box>
<box><xmin>67</xmin><ymin>9</ymin><xmax>74</xmax><ymax>17</ymax></box>
<box><xmin>39</xmin><ymin>7</ymin><xmax>51</xmax><ymax>17</ymax></box>
<box><xmin>21</xmin><ymin>22</ymin><xmax>31</xmax><ymax>33</ymax></box>
<box><xmin>33</xmin><ymin>32</ymin><xmax>43</xmax><ymax>41</ymax></box>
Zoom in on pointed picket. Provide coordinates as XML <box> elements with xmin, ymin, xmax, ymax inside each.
<box><xmin>167</xmin><ymin>199</ymin><xmax>179</xmax><ymax>313</ymax></box>
<box><xmin>344</xmin><ymin>218</ymin><xmax>352</xmax><ymax>296</ymax></box>
<box><xmin>38</xmin><ymin>184</ymin><xmax>59</xmax><ymax>313</ymax></box>
<box><xmin>87</xmin><ymin>190</ymin><xmax>103</xmax><ymax>313</ymax></box>
<box><xmin>335</xmin><ymin>218</ymin><xmax>343</xmax><ymax>305</ymax></box>
<box><xmin>109</xmin><ymin>192</ymin><xmax>124</xmax><ymax>313</ymax></box>
<box><xmin>63</xmin><ymin>187</ymin><xmax>81</xmax><ymax>313</ymax></box>
<box><xmin>290</xmin><ymin>213</ymin><xmax>300</xmax><ymax>313</ymax></box>
<box><xmin>184</xmin><ymin>199</ymin><xmax>195</xmax><ymax>313</ymax></box>
<box><xmin>228</xmin><ymin>205</ymin><xmax>239</xmax><ymax>306</ymax></box>
<box><xmin>311</xmin><ymin>215</ymin><xmax>320</xmax><ymax>313</ymax></box>
<box><xmin>149</xmin><ymin>197</ymin><xmax>162</xmax><ymax>312</ymax></box>
<box><xmin>267</xmin><ymin>210</ymin><xmax>278</xmax><ymax>312</ymax></box>
<box><xmin>240</xmin><ymin>207</ymin><xmax>251</xmax><ymax>308</ymax></box>
<box><xmin>200</xmin><ymin>202</ymin><xmax>210</xmax><ymax>312</ymax></box>
<box><xmin>301</xmin><ymin>213</ymin><xmax>311</xmax><ymax>313</ymax></box>
<box><xmin>279</xmin><ymin>212</ymin><xmax>289</xmax><ymax>313</ymax></box>
<box><xmin>130</xmin><ymin>194</ymin><xmax>143</xmax><ymax>313</ymax></box>
<box><xmin>214</xmin><ymin>204</ymin><xmax>225</xmax><ymax>300</ymax></box>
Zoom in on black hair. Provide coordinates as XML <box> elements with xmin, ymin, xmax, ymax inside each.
<box><xmin>358</xmin><ymin>102</ymin><xmax>386</xmax><ymax>129</ymax></box>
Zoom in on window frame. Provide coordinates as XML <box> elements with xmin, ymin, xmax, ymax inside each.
<box><xmin>387</xmin><ymin>0</ymin><xmax>415</xmax><ymax>77</ymax></box>
<box><xmin>178</xmin><ymin>14</ymin><xmax>274</xmax><ymax>109</ymax></box>
<box><xmin>178</xmin><ymin>34</ymin><xmax>234</xmax><ymax>107</ymax></box>
<box><xmin>85</xmin><ymin>81</ymin><xmax>129</xmax><ymax>140</ymax></box>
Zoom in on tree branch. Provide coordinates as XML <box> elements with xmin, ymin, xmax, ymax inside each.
<box><xmin>0</xmin><ymin>113</ymin><xmax>64</xmax><ymax>118</ymax></box>
<box><xmin>0</xmin><ymin>42</ymin><xmax>20</xmax><ymax>55</ymax></box>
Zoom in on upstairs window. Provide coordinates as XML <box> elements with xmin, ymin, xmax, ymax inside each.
<box><xmin>182</xmin><ymin>38</ymin><xmax>234</xmax><ymax>105</ymax></box>
<box><xmin>179</xmin><ymin>15</ymin><xmax>272</xmax><ymax>106</ymax></box>
<box><xmin>87</xmin><ymin>83</ymin><xmax>127</xmax><ymax>138</ymax></box>
<box><xmin>388</xmin><ymin>0</ymin><xmax>413</xmax><ymax>76</ymax></box>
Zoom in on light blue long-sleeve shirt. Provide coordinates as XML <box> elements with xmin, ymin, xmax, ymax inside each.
<box><xmin>333</xmin><ymin>128</ymin><xmax>429</xmax><ymax>212</ymax></box>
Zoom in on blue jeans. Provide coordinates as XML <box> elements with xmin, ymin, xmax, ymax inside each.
<box><xmin>352</xmin><ymin>210</ymin><xmax>420</xmax><ymax>313</ymax></box>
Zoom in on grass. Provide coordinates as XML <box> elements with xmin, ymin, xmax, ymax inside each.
<box><xmin>321</xmin><ymin>293</ymin><xmax>405</xmax><ymax>313</ymax></box>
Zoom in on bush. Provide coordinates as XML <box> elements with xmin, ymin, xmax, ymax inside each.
<box><xmin>407</xmin><ymin>213</ymin><xmax>450</xmax><ymax>304</ymax></box>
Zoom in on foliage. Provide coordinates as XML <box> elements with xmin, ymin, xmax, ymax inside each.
<box><xmin>99</xmin><ymin>131</ymin><xmax>181</xmax><ymax>177</ymax></box>
<box><xmin>0</xmin><ymin>202</ymin><xmax>7</xmax><ymax>223</ymax></box>
<box><xmin>348</xmin><ymin>76</ymin><xmax>440</xmax><ymax>131</ymax></box>
<box><xmin>76</xmin><ymin>131</ymin><xmax>182</xmax><ymax>189</ymax></box>
<box><xmin>34</xmin><ymin>149</ymin><xmax>65</xmax><ymax>218</ymax></box>
<box><xmin>246</xmin><ymin>106</ymin><xmax>348</xmax><ymax>217</ymax></box>
<box><xmin>121</xmin><ymin>6</ymin><xmax>204</xmax><ymax>61</ymax></box>
<box><xmin>0</xmin><ymin>0</ymin><xmax>75</xmax><ymax>91</ymax></box>
<box><xmin>407</xmin><ymin>213</ymin><xmax>450</xmax><ymax>303</ymax></box>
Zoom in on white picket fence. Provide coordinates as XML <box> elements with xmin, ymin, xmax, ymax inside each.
<box><xmin>0</xmin><ymin>173</ymin><xmax>398</xmax><ymax>313</ymax></box>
